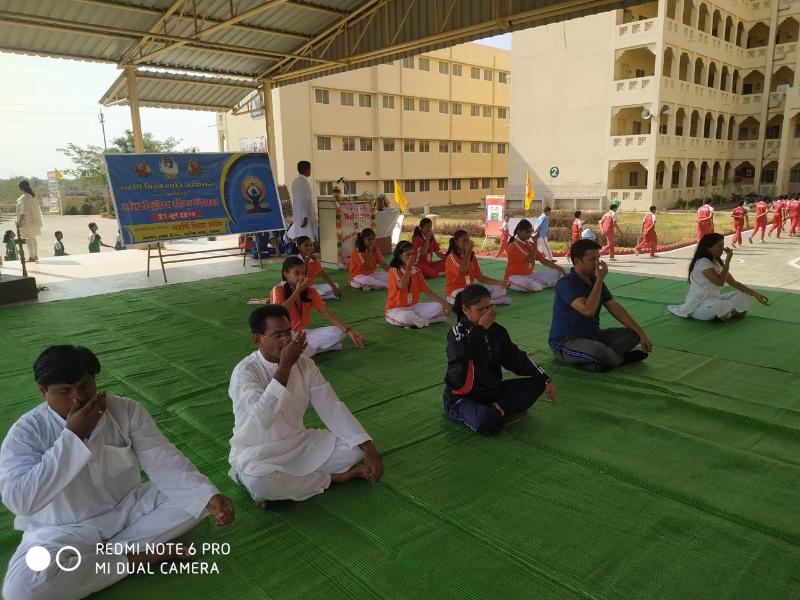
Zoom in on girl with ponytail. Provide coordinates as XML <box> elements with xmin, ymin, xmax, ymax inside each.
<box><xmin>384</xmin><ymin>241</ymin><xmax>450</xmax><ymax>328</ymax></box>
<box><xmin>292</xmin><ymin>235</ymin><xmax>340</xmax><ymax>299</ymax></box>
<box><xmin>444</xmin><ymin>284</ymin><xmax>556</xmax><ymax>435</ymax></box>
<box><xmin>411</xmin><ymin>217</ymin><xmax>447</xmax><ymax>278</ymax></box>
<box><xmin>444</xmin><ymin>230</ymin><xmax>511</xmax><ymax>305</ymax></box>
<box><xmin>504</xmin><ymin>219</ymin><xmax>565</xmax><ymax>292</ymax></box>
<box><xmin>348</xmin><ymin>228</ymin><xmax>390</xmax><ymax>290</ymax></box>
<box><xmin>268</xmin><ymin>256</ymin><xmax>365</xmax><ymax>356</ymax></box>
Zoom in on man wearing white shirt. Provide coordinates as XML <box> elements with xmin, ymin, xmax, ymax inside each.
<box><xmin>228</xmin><ymin>305</ymin><xmax>383</xmax><ymax>507</ymax></box>
<box><xmin>289</xmin><ymin>161</ymin><xmax>318</xmax><ymax>242</ymax></box>
<box><xmin>0</xmin><ymin>345</ymin><xmax>235</xmax><ymax>600</ymax></box>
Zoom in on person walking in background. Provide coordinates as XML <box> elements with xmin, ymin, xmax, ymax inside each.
<box><xmin>634</xmin><ymin>206</ymin><xmax>658</xmax><ymax>257</ymax></box>
<box><xmin>53</xmin><ymin>231</ymin><xmax>67</xmax><ymax>256</ymax></box>
<box><xmin>571</xmin><ymin>211</ymin><xmax>582</xmax><ymax>243</ymax></box>
<box><xmin>533</xmin><ymin>206</ymin><xmax>555</xmax><ymax>260</ymax></box>
<box><xmin>599</xmin><ymin>204</ymin><xmax>622</xmax><ymax>260</ymax></box>
<box><xmin>88</xmin><ymin>222</ymin><xmax>113</xmax><ymax>253</ymax></box>
<box><xmin>15</xmin><ymin>180</ymin><xmax>43</xmax><ymax>262</ymax></box>
<box><xmin>768</xmin><ymin>197</ymin><xmax>785</xmax><ymax>238</ymax></box>
<box><xmin>749</xmin><ymin>198</ymin><xmax>769</xmax><ymax>243</ymax></box>
<box><xmin>788</xmin><ymin>196</ymin><xmax>800</xmax><ymax>236</ymax></box>
<box><xmin>696</xmin><ymin>199</ymin><xmax>715</xmax><ymax>242</ymax></box>
<box><xmin>3</xmin><ymin>230</ymin><xmax>18</xmax><ymax>261</ymax></box>
<box><xmin>495</xmin><ymin>214</ymin><xmax>510</xmax><ymax>257</ymax></box>
<box><xmin>730</xmin><ymin>201</ymin><xmax>749</xmax><ymax>247</ymax></box>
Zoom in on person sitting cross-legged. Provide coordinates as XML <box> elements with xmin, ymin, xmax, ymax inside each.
<box><xmin>549</xmin><ymin>239</ymin><xmax>653</xmax><ymax>372</ymax></box>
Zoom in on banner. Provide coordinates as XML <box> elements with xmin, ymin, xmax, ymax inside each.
<box><xmin>336</xmin><ymin>200</ymin><xmax>375</xmax><ymax>268</ymax></box>
<box><xmin>105</xmin><ymin>152</ymin><xmax>284</xmax><ymax>244</ymax></box>
<box><xmin>484</xmin><ymin>195</ymin><xmax>505</xmax><ymax>236</ymax></box>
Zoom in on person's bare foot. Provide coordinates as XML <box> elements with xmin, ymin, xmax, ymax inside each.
<box><xmin>330</xmin><ymin>463</ymin><xmax>370</xmax><ymax>484</ymax></box>
<box><xmin>255</xmin><ymin>500</ymin><xmax>269</xmax><ymax>510</ymax></box>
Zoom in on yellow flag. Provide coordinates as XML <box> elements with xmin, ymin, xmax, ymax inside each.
<box><xmin>54</xmin><ymin>168</ymin><xmax>64</xmax><ymax>180</ymax></box>
<box><xmin>524</xmin><ymin>171</ymin><xmax>535</xmax><ymax>211</ymax></box>
<box><xmin>393</xmin><ymin>179</ymin><xmax>408</xmax><ymax>212</ymax></box>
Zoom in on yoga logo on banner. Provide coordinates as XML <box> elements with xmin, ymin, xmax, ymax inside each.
<box><xmin>105</xmin><ymin>152</ymin><xmax>285</xmax><ymax>244</ymax></box>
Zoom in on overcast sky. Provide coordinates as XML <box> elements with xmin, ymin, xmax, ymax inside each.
<box><xmin>0</xmin><ymin>33</ymin><xmax>510</xmax><ymax>180</ymax></box>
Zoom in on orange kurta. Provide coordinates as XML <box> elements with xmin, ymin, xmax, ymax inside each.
<box><xmin>445</xmin><ymin>253</ymin><xmax>483</xmax><ymax>297</ymax></box>
<box><xmin>385</xmin><ymin>266</ymin><xmax>429</xmax><ymax>312</ymax></box>
<box><xmin>269</xmin><ymin>283</ymin><xmax>325</xmax><ymax>331</ymax></box>
<box><xmin>348</xmin><ymin>247</ymin><xmax>382</xmax><ymax>281</ymax></box>
<box><xmin>504</xmin><ymin>239</ymin><xmax>545</xmax><ymax>279</ymax></box>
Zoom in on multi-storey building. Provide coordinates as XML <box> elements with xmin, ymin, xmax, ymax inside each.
<box><xmin>217</xmin><ymin>42</ymin><xmax>510</xmax><ymax>208</ymax></box>
<box><xmin>510</xmin><ymin>0</ymin><xmax>800</xmax><ymax>210</ymax></box>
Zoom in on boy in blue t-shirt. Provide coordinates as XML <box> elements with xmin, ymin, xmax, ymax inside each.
<box><xmin>549</xmin><ymin>239</ymin><xmax>653</xmax><ymax>372</ymax></box>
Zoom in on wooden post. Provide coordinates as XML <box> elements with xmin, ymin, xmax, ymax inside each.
<box><xmin>125</xmin><ymin>67</ymin><xmax>145</xmax><ymax>153</ymax></box>
<box><xmin>262</xmin><ymin>79</ymin><xmax>278</xmax><ymax>176</ymax></box>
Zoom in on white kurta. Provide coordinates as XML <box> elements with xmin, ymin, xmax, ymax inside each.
<box><xmin>289</xmin><ymin>175</ymin><xmax>318</xmax><ymax>240</ymax></box>
<box><xmin>15</xmin><ymin>193</ymin><xmax>43</xmax><ymax>237</ymax></box>
<box><xmin>668</xmin><ymin>258</ymin><xmax>751</xmax><ymax>320</ymax></box>
<box><xmin>0</xmin><ymin>396</ymin><xmax>219</xmax><ymax>600</ymax></box>
<box><xmin>228</xmin><ymin>351</ymin><xmax>370</xmax><ymax>481</ymax></box>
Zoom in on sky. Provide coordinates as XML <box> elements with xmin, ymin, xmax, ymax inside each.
<box><xmin>0</xmin><ymin>33</ymin><xmax>511</xmax><ymax>180</ymax></box>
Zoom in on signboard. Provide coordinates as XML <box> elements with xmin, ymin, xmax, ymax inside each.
<box><xmin>484</xmin><ymin>195</ymin><xmax>506</xmax><ymax>236</ymax></box>
<box><xmin>105</xmin><ymin>152</ymin><xmax>284</xmax><ymax>245</ymax></box>
<box><xmin>336</xmin><ymin>200</ymin><xmax>375</xmax><ymax>268</ymax></box>
<box><xmin>47</xmin><ymin>171</ymin><xmax>62</xmax><ymax>214</ymax></box>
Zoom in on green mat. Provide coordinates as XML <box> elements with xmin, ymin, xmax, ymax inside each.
<box><xmin>1</xmin><ymin>261</ymin><xmax>799</xmax><ymax>599</ymax></box>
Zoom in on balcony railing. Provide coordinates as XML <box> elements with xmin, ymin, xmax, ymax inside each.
<box><xmin>616</xmin><ymin>18</ymin><xmax>657</xmax><ymax>44</ymax></box>
<box><xmin>614</xmin><ymin>76</ymin><xmax>654</xmax><ymax>93</ymax></box>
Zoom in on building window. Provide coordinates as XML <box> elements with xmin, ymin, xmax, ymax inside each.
<box><xmin>483</xmin><ymin>105</ymin><xmax>492</xmax><ymax>118</ymax></box>
<box><xmin>348</xmin><ymin>182</ymin><xmax>357</xmax><ymax>195</ymax></box>
<box><xmin>383</xmin><ymin>138</ymin><xmax>396</xmax><ymax>151</ymax></box>
<box><xmin>766</xmin><ymin>125</ymin><xmax>781</xmax><ymax>139</ymax></box>
<box><xmin>499</xmin><ymin>71</ymin><xmax>508</xmax><ymax>84</ymax></box>
<box><xmin>384</xmin><ymin>180</ymin><xmax>393</xmax><ymax>193</ymax></box>
<box><xmin>452</xmin><ymin>63</ymin><xmax>462</xmax><ymax>76</ymax></box>
<box><xmin>360</xmin><ymin>138</ymin><xmax>373</xmax><ymax>151</ymax></box>
<box><xmin>470</xmin><ymin>178</ymin><xmax>479</xmax><ymax>189</ymax></box>
<box><xmin>482</xmin><ymin>142</ymin><xmax>491</xmax><ymax>153</ymax></box>
<box><xmin>471</xmin><ymin>104</ymin><xmax>480</xmax><ymax>117</ymax></box>
<box><xmin>419</xmin><ymin>99</ymin><xmax>430</xmax><ymax>112</ymax></box>
<box><xmin>418</xmin><ymin>57</ymin><xmax>430</xmax><ymax>71</ymax></box>
<box><xmin>791</xmin><ymin>168</ymin><xmax>800</xmax><ymax>182</ymax></box>
<box><xmin>795</xmin><ymin>123</ymin><xmax>800</xmax><ymax>137</ymax></box>
<box><xmin>382</xmin><ymin>95</ymin><xmax>395</xmax><ymax>109</ymax></box>
<box><xmin>452</xmin><ymin>141</ymin><xmax>462</xmax><ymax>152</ymax></box>
<box><xmin>403</xmin><ymin>57</ymin><xmax>414</xmax><ymax>69</ymax></box>
<box><xmin>497</xmin><ymin>143</ymin><xmax>507</xmax><ymax>154</ymax></box>
<box><xmin>420</xmin><ymin>179</ymin><xmax>431</xmax><ymax>191</ymax></box>
<box><xmin>315</xmin><ymin>89</ymin><xmax>329</xmax><ymax>104</ymax></box>
<box><xmin>439</xmin><ymin>141</ymin><xmax>449</xmax><ymax>152</ymax></box>
<box><xmin>403</xmin><ymin>97</ymin><xmax>415</xmax><ymax>111</ymax></box>
<box><xmin>340</xmin><ymin>91</ymin><xmax>354</xmax><ymax>106</ymax></box>
<box><xmin>635</xmin><ymin>69</ymin><xmax>645</xmax><ymax>78</ymax></box>
<box><xmin>439</xmin><ymin>100</ymin><xmax>449</xmax><ymax>114</ymax></box>
<box><xmin>484</xmin><ymin>69</ymin><xmax>493</xmax><ymax>81</ymax></box>
<box><xmin>439</xmin><ymin>61</ymin><xmax>449</xmax><ymax>74</ymax></box>
<box><xmin>319</xmin><ymin>181</ymin><xmax>334</xmax><ymax>195</ymax></box>
<box><xmin>419</xmin><ymin>140</ymin><xmax>430</xmax><ymax>152</ymax></box>
<box><xmin>451</xmin><ymin>178</ymin><xmax>462</xmax><ymax>190</ymax></box>
<box><xmin>632</xmin><ymin>121</ymin><xmax>642</xmax><ymax>135</ymax></box>
<box><xmin>471</xmin><ymin>66</ymin><xmax>480</xmax><ymax>79</ymax></box>
<box><xmin>404</xmin><ymin>139</ymin><xmax>415</xmax><ymax>152</ymax></box>
<box><xmin>342</xmin><ymin>137</ymin><xmax>355</xmax><ymax>151</ymax></box>
<box><xmin>359</xmin><ymin>93</ymin><xmax>372</xmax><ymax>108</ymax></box>
<box><xmin>481</xmin><ymin>178</ymin><xmax>491</xmax><ymax>188</ymax></box>
<box><xmin>404</xmin><ymin>180</ymin><xmax>416</xmax><ymax>192</ymax></box>
<box><xmin>761</xmin><ymin>169</ymin><xmax>776</xmax><ymax>183</ymax></box>
<box><xmin>628</xmin><ymin>172</ymin><xmax>639</xmax><ymax>187</ymax></box>
<box><xmin>451</xmin><ymin>102</ymin><xmax>462</xmax><ymax>115</ymax></box>
<box><xmin>498</xmin><ymin>107</ymin><xmax>508</xmax><ymax>119</ymax></box>
<box><xmin>470</xmin><ymin>142</ymin><xmax>480</xmax><ymax>153</ymax></box>
<box><xmin>317</xmin><ymin>136</ymin><xmax>331</xmax><ymax>150</ymax></box>
<box><xmin>496</xmin><ymin>177</ymin><xmax>506</xmax><ymax>188</ymax></box>
<box><xmin>438</xmin><ymin>179</ymin><xmax>449</xmax><ymax>191</ymax></box>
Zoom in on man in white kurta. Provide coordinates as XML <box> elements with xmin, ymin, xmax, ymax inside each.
<box><xmin>229</xmin><ymin>305</ymin><xmax>383</xmax><ymax>503</ymax></box>
<box><xmin>0</xmin><ymin>345</ymin><xmax>235</xmax><ymax>600</ymax></box>
<box><xmin>15</xmin><ymin>180</ymin><xmax>43</xmax><ymax>261</ymax></box>
<box><xmin>289</xmin><ymin>161</ymin><xmax>318</xmax><ymax>242</ymax></box>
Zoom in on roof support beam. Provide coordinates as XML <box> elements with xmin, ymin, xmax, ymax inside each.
<box><xmin>118</xmin><ymin>0</ymin><xmax>187</xmax><ymax>65</ymax></box>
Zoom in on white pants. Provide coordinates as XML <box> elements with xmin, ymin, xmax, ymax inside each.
<box><xmin>537</xmin><ymin>237</ymin><xmax>554</xmax><ymax>260</ymax></box>
<box><xmin>685</xmin><ymin>291</ymin><xmax>752</xmax><ymax>321</ymax></box>
<box><xmin>25</xmin><ymin>235</ymin><xmax>39</xmax><ymax>260</ymax></box>
<box><xmin>2</xmin><ymin>484</ymin><xmax>201</xmax><ymax>600</ymax></box>
<box><xmin>303</xmin><ymin>326</ymin><xmax>345</xmax><ymax>357</ymax></box>
<box><xmin>508</xmin><ymin>268</ymin><xmax>560</xmax><ymax>292</ymax></box>
<box><xmin>386</xmin><ymin>302</ymin><xmax>447</xmax><ymax>327</ymax></box>
<box><xmin>239</xmin><ymin>438</ymin><xmax>363</xmax><ymax>502</ymax></box>
<box><xmin>447</xmin><ymin>284</ymin><xmax>511</xmax><ymax>305</ymax></box>
<box><xmin>350</xmin><ymin>271</ymin><xmax>388</xmax><ymax>289</ymax></box>
<box><xmin>313</xmin><ymin>283</ymin><xmax>338</xmax><ymax>300</ymax></box>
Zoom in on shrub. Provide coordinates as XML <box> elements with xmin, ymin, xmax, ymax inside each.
<box><xmin>65</xmin><ymin>206</ymin><xmax>79</xmax><ymax>215</ymax></box>
<box><xmin>79</xmin><ymin>200</ymin><xmax>92</xmax><ymax>215</ymax></box>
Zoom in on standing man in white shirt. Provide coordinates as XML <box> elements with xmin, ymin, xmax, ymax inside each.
<box><xmin>0</xmin><ymin>345</ymin><xmax>235</xmax><ymax>600</ymax></box>
<box><xmin>289</xmin><ymin>161</ymin><xmax>318</xmax><ymax>242</ymax></box>
<box><xmin>228</xmin><ymin>305</ymin><xmax>383</xmax><ymax>507</ymax></box>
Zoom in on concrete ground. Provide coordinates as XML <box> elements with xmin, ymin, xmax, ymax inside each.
<box><xmin>1</xmin><ymin>214</ymin><xmax>799</xmax><ymax>304</ymax></box>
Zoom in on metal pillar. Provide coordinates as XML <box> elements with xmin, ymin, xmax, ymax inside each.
<box><xmin>125</xmin><ymin>67</ymin><xmax>145</xmax><ymax>153</ymax></box>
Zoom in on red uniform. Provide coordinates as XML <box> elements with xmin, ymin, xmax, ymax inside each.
<box><xmin>411</xmin><ymin>235</ymin><xmax>447</xmax><ymax>278</ymax></box>
<box><xmin>789</xmin><ymin>199</ymin><xmax>800</xmax><ymax>236</ymax></box>
<box><xmin>600</xmin><ymin>209</ymin><xmax>617</xmax><ymax>258</ymax></box>
<box><xmin>731</xmin><ymin>206</ymin><xmax>748</xmax><ymax>246</ymax></box>
<box><xmin>696</xmin><ymin>204</ymin><xmax>714</xmax><ymax>241</ymax></box>
<box><xmin>749</xmin><ymin>200</ymin><xmax>768</xmax><ymax>242</ymax></box>
<box><xmin>768</xmin><ymin>200</ymin><xmax>785</xmax><ymax>237</ymax></box>
<box><xmin>571</xmin><ymin>218</ymin><xmax>582</xmax><ymax>242</ymax></box>
<box><xmin>635</xmin><ymin>212</ymin><xmax>657</xmax><ymax>256</ymax></box>
<box><xmin>495</xmin><ymin>221</ymin><xmax>510</xmax><ymax>257</ymax></box>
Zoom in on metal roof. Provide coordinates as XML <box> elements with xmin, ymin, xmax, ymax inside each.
<box><xmin>0</xmin><ymin>0</ymin><xmax>641</xmax><ymax>111</ymax></box>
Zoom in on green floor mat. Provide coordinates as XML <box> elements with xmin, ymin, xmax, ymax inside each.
<box><xmin>0</xmin><ymin>263</ymin><xmax>798</xmax><ymax>599</ymax></box>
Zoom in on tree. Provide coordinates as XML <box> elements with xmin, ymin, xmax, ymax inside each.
<box><xmin>109</xmin><ymin>130</ymin><xmax>181</xmax><ymax>154</ymax></box>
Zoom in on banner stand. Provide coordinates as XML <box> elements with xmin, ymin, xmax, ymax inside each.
<box><xmin>146</xmin><ymin>233</ymin><xmax>263</xmax><ymax>283</ymax></box>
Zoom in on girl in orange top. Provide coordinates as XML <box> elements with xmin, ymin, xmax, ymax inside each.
<box><xmin>571</xmin><ymin>211</ymin><xmax>582</xmax><ymax>242</ymax></box>
<box><xmin>293</xmin><ymin>235</ymin><xmax>340</xmax><ymax>300</ymax></box>
<box><xmin>348</xmin><ymin>228</ymin><xmax>390</xmax><ymax>290</ymax></box>
<box><xmin>504</xmin><ymin>219</ymin><xmax>565</xmax><ymax>292</ymax></box>
<box><xmin>385</xmin><ymin>240</ymin><xmax>450</xmax><ymax>328</ymax></box>
<box><xmin>445</xmin><ymin>229</ymin><xmax>510</xmax><ymax>305</ymax></box>
<box><xmin>271</xmin><ymin>256</ymin><xmax>364</xmax><ymax>356</ymax></box>
<box><xmin>411</xmin><ymin>218</ymin><xmax>447</xmax><ymax>278</ymax></box>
